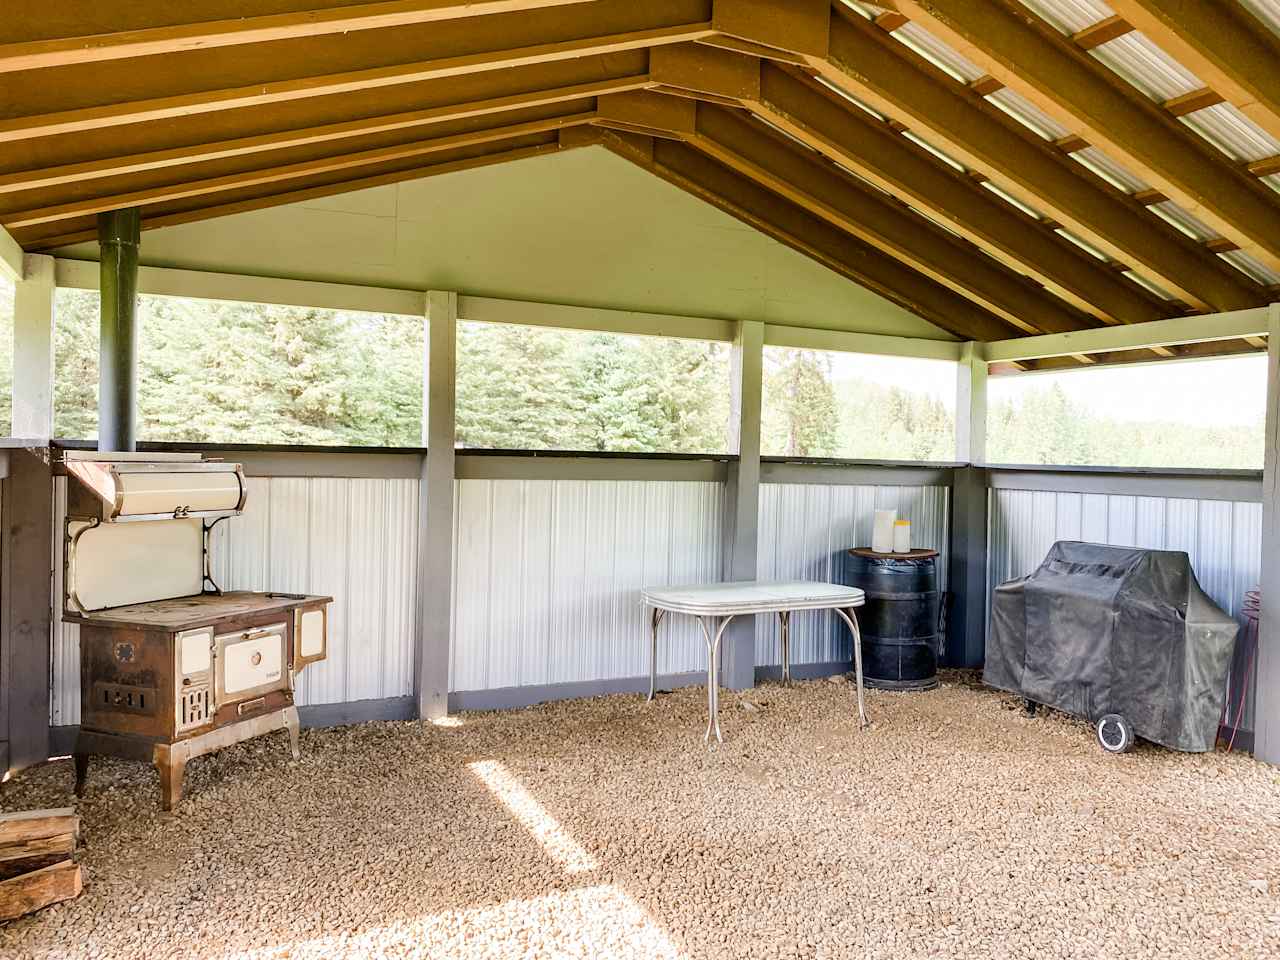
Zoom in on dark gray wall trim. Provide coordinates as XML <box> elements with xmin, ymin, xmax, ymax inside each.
<box><xmin>988</xmin><ymin>468</ymin><xmax>1261</xmax><ymax>502</ymax></box>
<box><xmin>298</xmin><ymin>696</ymin><xmax>417</xmax><ymax>728</ymax></box>
<box><xmin>234</xmin><ymin>451</ymin><xmax>423</xmax><ymax>479</ymax></box>
<box><xmin>754</xmin><ymin>661</ymin><xmax>850</xmax><ymax>682</ymax></box>
<box><xmin>456</xmin><ymin>454</ymin><xmax>728</xmax><ymax>483</ymax></box>
<box><xmin>761</xmin><ymin>461</ymin><xmax>955</xmax><ymax>487</ymax></box>
<box><xmin>448</xmin><ymin>671</ymin><xmax>708</xmax><ymax>712</ymax></box>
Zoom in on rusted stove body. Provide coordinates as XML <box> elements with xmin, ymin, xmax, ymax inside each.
<box><xmin>61</xmin><ymin>452</ymin><xmax>330</xmax><ymax>810</ymax></box>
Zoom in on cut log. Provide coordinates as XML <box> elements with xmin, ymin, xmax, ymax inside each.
<box><xmin>0</xmin><ymin>860</ymin><xmax>83</xmax><ymax>922</ymax></box>
<box><xmin>0</xmin><ymin>835</ymin><xmax>77</xmax><ymax>882</ymax></box>
<box><xmin>0</xmin><ymin>809</ymin><xmax>79</xmax><ymax>846</ymax></box>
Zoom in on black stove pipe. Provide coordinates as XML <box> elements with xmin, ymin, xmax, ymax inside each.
<box><xmin>98</xmin><ymin>208</ymin><xmax>140</xmax><ymax>452</ymax></box>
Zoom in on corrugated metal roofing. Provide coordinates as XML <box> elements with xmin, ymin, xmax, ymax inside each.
<box><xmin>1180</xmin><ymin>103</ymin><xmax>1280</xmax><ymax>164</ymax></box>
<box><xmin>1264</xmin><ymin>173</ymin><xmax>1280</xmax><ymax>196</ymax></box>
<box><xmin>1070</xmin><ymin>146</ymin><xmax>1150</xmax><ymax>192</ymax></box>
<box><xmin>1238</xmin><ymin>0</ymin><xmax>1280</xmax><ymax>39</ymax></box>
<box><xmin>1089</xmin><ymin>32</ymin><xmax>1203</xmax><ymax>102</ymax></box>
<box><xmin>813</xmin><ymin>75</ymin><xmax>886</xmax><ymax>121</ymax></box>
<box><xmin>892</xmin><ymin>21</ymin><xmax>986</xmax><ymax>83</ymax></box>
<box><xmin>1219</xmin><ymin>249</ymin><xmax>1280</xmax><ymax>286</ymax></box>
<box><xmin>1148</xmin><ymin>200</ymin><xmax>1219</xmax><ymax>242</ymax></box>
<box><xmin>985</xmin><ymin>87</ymin><xmax>1072</xmax><ymax>140</ymax></box>
<box><xmin>1017</xmin><ymin>0</ymin><xmax>1115</xmax><ymax>35</ymax></box>
<box><xmin>1121</xmin><ymin>270</ymin><xmax>1173</xmax><ymax>300</ymax></box>
<box><xmin>981</xmin><ymin>180</ymin><xmax>1047</xmax><ymax>219</ymax></box>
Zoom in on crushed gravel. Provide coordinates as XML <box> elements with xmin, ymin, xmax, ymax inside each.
<box><xmin>2</xmin><ymin>671</ymin><xmax>1278</xmax><ymax>959</ymax></box>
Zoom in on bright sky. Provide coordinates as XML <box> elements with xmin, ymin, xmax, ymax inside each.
<box><xmin>789</xmin><ymin>347</ymin><xmax>1268</xmax><ymax>428</ymax></box>
<box><xmin>989</xmin><ymin>353</ymin><xmax>1269</xmax><ymax>427</ymax></box>
<box><xmin>812</xmin><ymin>351</ymin><xmax>959</xmax><ymax>404</ymax></box>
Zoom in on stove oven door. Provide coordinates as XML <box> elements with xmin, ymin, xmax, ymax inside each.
<box><xmin>215</xmin><ymin>622</ymin><xmax>288</xmax><ymax>709</ymax></box>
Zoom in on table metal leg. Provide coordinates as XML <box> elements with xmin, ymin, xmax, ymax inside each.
<box><xmin>778</xmin><ymin>610</ymin><xmax>791</xmax><ymax>684</ymax></box>
<box><xmin>648</xmin><ymin>608</ymin><xmax>665</xmax><ymax>702</ymax></box>
<box><xmin>834</xmin><ymin>606</ymin><xmax>869</xmax><ymax>729</ymax></box>
<box><xmin>698</xmin><ymin>614</ymin><xmax>734</xmax><ymax>744</ymax></box>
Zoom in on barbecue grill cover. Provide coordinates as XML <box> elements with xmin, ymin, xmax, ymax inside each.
<box><xmin>986</xmin><ymin>541</ymin><xmax>1239</xmax><ymax>751</ymax></box>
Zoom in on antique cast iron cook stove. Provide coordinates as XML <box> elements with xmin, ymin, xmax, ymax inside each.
<box><xmin>61</xmin><ymin>452</ymin><xmax>330</xmax><ymax>809</ymax></box>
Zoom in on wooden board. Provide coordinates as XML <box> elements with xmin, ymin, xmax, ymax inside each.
<box><xmin>849</xmin><ymin>547</ymin><xmax>939</xmax><ymax>560</ymax></box>
<box><xmin>0</xmin><ymin>860</ymin><xmax>82</xmax><ymax>922</ymax></box>
<box><xmin>63</xmin><ymin>591</ymin><xmax>332</xmax><ymax>632</ymax></box>
<box><xmin>0</xmin><ymin>809</ymin><xmax>78</xmax><ymax>846</ymax></box>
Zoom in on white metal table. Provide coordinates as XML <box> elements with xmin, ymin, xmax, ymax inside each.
<box><xmin>641</xmin><ymin>580</ymin><xmax>868</xmax><ymax>743</ymax></box>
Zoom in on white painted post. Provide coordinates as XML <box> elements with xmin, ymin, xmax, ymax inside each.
<box><xmin>1255</xmin><ymin>303</ymin><xmax>1280</xmax><ymax>763</ymax></box>
<box><xmin>721</xmin><ymin>319</ymin><xmax>764</xmax><ymax>690</ymax></box>
<box><xmin>947</xmin><ymin>342</ymin><xmax>989</xmax><ymax>668</ymax></box>
<box><xmin>415</xmin><ymin>291</ymin><xmax>457</xmax><ymax>719</ymax></box>
<box><xmin>11</xmin><ymin>254</ymin><xmax>55</xmax><ymax>440</ymax></box>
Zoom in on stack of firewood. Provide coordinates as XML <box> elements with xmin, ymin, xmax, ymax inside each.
<box><xmin>0</xmin><ymin>808</ymin><xmax>81</xmax><ymax>922</ymax></box>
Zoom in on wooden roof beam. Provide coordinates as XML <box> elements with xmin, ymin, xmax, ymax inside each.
<box><xmin>1070</xmin><ymin>15</ymin><xmax>1134</xmax><ymax>51</ymax></box>
<box><xmin>0</xmin><ymin>14</ymin><xmax>714</xmax><ymax>143</ymax></box>
<box><xmin>0</xmin><ymin>1</ymin><xmax>598</xmax><ymax>74</ymax></box>
<box><xmin>746</xmin><ymin>64</ymin><xmax>1170</xmax><ymax>326</ymax></box>
<box><xmin>683</xmin><ymin>100</ymin><xmax>1097</xmax><ymax>335</ymax></box>
<box><xmin>814</xmin><ymin>7</ymin><xmax>1268</xmax><ymax>313</ymax></box>
<box><xmin>1106</xmin><ymin>0</ymin><xmax>1280</xmax><ymax>143</ymax></box>
<box><xmin>19</xmin><ymin>133</ymin><xmax>574</xmax><ymax>251</ymax></box>
<box><xmin>2</xmin><ymin>108</ymin><xmax>596</xmax><ymax>231</ymax></box>
<box><xmin>0</xmin><ymin>67</ymin><xmax>651</xmax><ymax>199</ymax></box>
<box><xmin>599</xmin><ymin>129</ymin><xmax>1023</xmax><ymax>342</ymax></box>
<box><xmin>891</xmin><ymin>0</ymin><xmax>1280</xmax><ymax>271</ymax></box>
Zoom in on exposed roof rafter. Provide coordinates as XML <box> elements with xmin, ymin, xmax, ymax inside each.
<box><xmin>890</xmin><ymin>0</ymin><xmax>1280</xmax><ymax>273</ymax></box>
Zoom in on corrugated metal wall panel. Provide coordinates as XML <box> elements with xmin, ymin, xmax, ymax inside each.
<box><xmin>989</xmin><ymin>488</ymin><xmax>1262</xmax><ymax>728</ymax></box>
<box><xmin>50</xmin><ymin>476</ymin><xmax>418</xmax><ymax>725</ymax></box>
<box><xmin>755</xmin><ymin>483</ymin><xmax>951</xmax><ymax>668</ymax></box>
<box><xmin>450</xmin><ymin>479</ymin><xmax>724</xmax><ymax>691</ymax></box>
<box><xmin>50</xmin><ymin>479</ymin><xmax>79</xmax><ymax>727</ymax></box>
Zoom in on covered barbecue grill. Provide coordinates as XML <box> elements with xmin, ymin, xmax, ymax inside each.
<box><xmin>986</xmin><ymin>541</ymin><xmax>1239</xmax><ymax>753</ymax></box>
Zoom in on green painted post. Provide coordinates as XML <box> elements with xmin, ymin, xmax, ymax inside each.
<box><xmin>98</xmin><ymin>208</ymin><xmax>141</xmax><ymax>452</ymax></box>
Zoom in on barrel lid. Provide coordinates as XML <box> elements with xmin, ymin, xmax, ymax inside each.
<box><xmin>849</xmin><ymin>547</ymin><xmax>938</xmax><ymax>560</ymax></box>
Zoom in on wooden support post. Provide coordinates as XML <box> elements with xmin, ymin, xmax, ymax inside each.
<box><xmin>946</xmin><ymin>342</ymin><xmax>988</xmax><ymax>668</ymax></box>
<box><xmin>415</xmin><ymin>290</ymin><xmax>456</xmax><ymax>720</ymax></box>
<box><xmin>0</xmin><ymin>448</ymin><xmax>53</xmax><ymax>775</ymax></box>
<box><xmin>721</xmin><ymin>319</ymin><xmax>763</xmax><ymax>690</ymax></box>
<box><xmin>1255</xmin><ymin>303</ymin><xmax>1280</xmax><ymax>764</ymax></box>
<box><xmin>97</xmin><ymin>208</ymin><xmax>140</xmax><ymax>452</ymax></box>
<box><xmin>11</xmin><ymin>254</ymin><xmax>54</xmax><ymax>440</ymax></box>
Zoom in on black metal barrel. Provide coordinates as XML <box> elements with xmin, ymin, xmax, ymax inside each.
<box><xmin>844</xmin><ymin>548</ymin><xmax>941</xmax><ymax>691</ymax></box>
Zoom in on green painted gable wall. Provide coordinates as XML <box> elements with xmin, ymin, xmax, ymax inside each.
<box><xmin>54</xmin><ymin>145</ymin><xmax>952</xmax><ymax>339</ymax></box>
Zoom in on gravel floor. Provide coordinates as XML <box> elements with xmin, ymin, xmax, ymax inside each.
<box><xmin>2</xmin><ymin>672</ymin><xmax>1278</xmax><ymax>960</ymax></box>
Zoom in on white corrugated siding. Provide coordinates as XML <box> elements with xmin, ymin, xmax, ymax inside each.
<box><xmin>988</xmin><ymin>488</ymin><xmax>1262</xmax><ymax>727</ymax></box>
<box><xmin>755</xmin><ymin>483</ymin><xmax>950</xmax><ymax>668</ymax></box>
<box><xmin>50</xmin><ymin>476</ymin><xmax>418</xmax><ymax>725</ymax></box>
<box><xmin>450</xmin><ymin>479</ymin><xmax>723</xmax><ymax>691</ymax></box>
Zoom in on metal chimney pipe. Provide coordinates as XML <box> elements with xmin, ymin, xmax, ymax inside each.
<box><xmin>97</xmin><ymin>208</ymin><xmax>140</xmax><ymax>452</ymax></box>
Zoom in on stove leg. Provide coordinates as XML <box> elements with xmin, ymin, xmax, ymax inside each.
<box><xmin>283</xmin><ymin>706</ymin><xmax>301</xmax><ymax>761</ymax></box>
<box><xmin>154</xmin><ymin>745</ymin><xmax>189</xmax><ymax>811</ymax></box>
<box><xmin>73</xmin><ymin>753</ymin><xmax>89</xmax><ymax>797</ymax></box>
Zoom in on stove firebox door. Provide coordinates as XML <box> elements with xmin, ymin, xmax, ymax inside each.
<box><xmin>215</xmin><ymin>623</ymin><xmax>287</xmax><ymax>705</ymax></box>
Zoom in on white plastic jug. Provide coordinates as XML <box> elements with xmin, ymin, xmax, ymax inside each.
<box><xmin>872</xmin><ymin>509</ymin><xmax>897</xmax><ymax>554</ymax></box>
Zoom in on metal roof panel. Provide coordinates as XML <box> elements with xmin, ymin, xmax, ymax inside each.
<box><xmin>1016</xmin><ymin>0</ymin><xmax>1115</xmax><ymax>35</ymax></box>
<box><xmin>1070</xmin><ymin>146</ymin><xmax>1150</xmax><ymax>192</ymax></box>
<box><xmin>1089</xmin><ymin>32</ymin><xmax>1202</xmax><ymax>101</ymax></box>
<box><xmin>1238</xmin><ymin>0</ymin><xmax>1280</xmax><ymax>40</ymax></box>
<box><xmin>985</xmin><ymin>86</ymin><xmax>1072</xmax><ymax>140</ymax></box>
<box><xmin>1179</xmin><ymin>103</ymin><xmax>1280</xmax><ymax>164</ymax></box>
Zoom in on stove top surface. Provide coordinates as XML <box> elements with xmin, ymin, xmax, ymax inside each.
<box><xmin>64</xmin><ymin>591</ymin><xmax>331</xmax><ymax>631</ymax></box>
